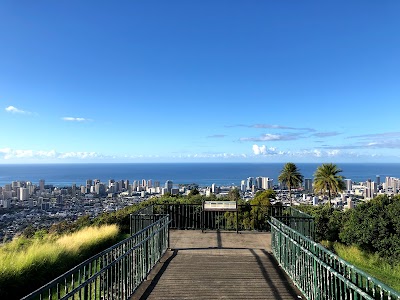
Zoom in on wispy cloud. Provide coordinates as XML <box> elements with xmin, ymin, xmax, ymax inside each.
<box><xmin>227</xmin><ymin>123</ymin><xmax>316</xmax><ymax>132</ymax></box>
<box><xmin>207</xmin><ymin>134</ymin><xmax>226</xmax><ymax>138</ymax></box>
<box><xmin>348</xmin><ymin>132</ymin><xmax>400</xmax><ymax>140</ymax></box>
<box><xmin>5</xmin><ymin>106</ymin><xmax>31</xmax><ymax>114</ymax></box>
<box><xmin>240</xmin><ymin>132</ymin><xmax>304</xmax><ymax>142</ymax></box>
<box><xmin>317</xmin><ymin>132</ymin><xmax>400</xmax><ymax>150</ymax></box>
<box><xmin>312</xmin><ymin>132</ymin><xmax>341</xmax><ymax>138</ymax></box>
<box><xmin>250</xmin><ymin>144</ymin><xmax>349</xmax><ymax>159</ymax></box>
<box><xmin>0</xmin><ymin>148</ymin><xmax>101</xmax><ymax>160</ymax></box>
<box><xmin>62</xmin><ymin>117</ymin><xmax>93</xmax><ymax>122</ymax></box>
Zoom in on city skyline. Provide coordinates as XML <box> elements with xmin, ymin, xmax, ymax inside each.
<box><xmin>1</xmin><ymin>1</ymin><xmax>400</xmax><ymax>163</ymax></box>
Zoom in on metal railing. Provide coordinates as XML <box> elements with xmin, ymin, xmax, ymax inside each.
<box><xmin>153</xmin><ymin>203</ymin><xmax>273</xmax><ymax>231</ymax></box>
<box><xmin>22</xmin><ymin>215</ymin><xmax>170</xmax><ymax>300</ymax></box>
<box><xmin>153</xmin><ymin>203</ymin><xmax>312</xmax><ymax>232</ymax></box>
<box><xmin>269</xmin><ymin>217</ymin><xmax>400</xmax><ymax>300</ymax></box>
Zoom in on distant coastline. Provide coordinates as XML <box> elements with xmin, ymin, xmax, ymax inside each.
<box><xmin>1</xmin><ymin>163</ymin><xmax>400</xmax><ymax>187</ymax></box>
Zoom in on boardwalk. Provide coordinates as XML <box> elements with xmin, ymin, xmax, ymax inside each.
<box><xmin>132</xmin><ymin>230</ymin><xmax>304</xmax><ymax>300</ymax></box>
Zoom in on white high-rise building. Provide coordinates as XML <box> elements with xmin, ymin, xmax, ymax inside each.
<box><xmin>211</xmin><ymin>183</ymin><xmax>217</xmax><ymax>194</ymax></box>
<box><xmin>240</xmin><ymin>180</ymin><xmax>246</xmax><ymax>192</ymax></box>
<box><xmin>19</xmin><ymin>188</ymin><xmax>29</xmax><ymax>201</ymax></box>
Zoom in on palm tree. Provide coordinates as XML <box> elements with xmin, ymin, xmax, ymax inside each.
<box><xmin>278</xmin><ymin>162</ymin><xmax>304</xmax><ymax>206</ymax></box>
<box><xmin>313</xmin><ymin>163</ymin><xmax>346</xmax><ymax>205</ymax></box>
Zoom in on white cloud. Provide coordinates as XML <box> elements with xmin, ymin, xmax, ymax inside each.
<box><xmin>252</xmin><ymin>145</ymin><xmax>267</xmax><ymax>155</ymax></box>
<box><xmin>327</xmin><ymin>150</ymin><xmax>340</xmax><ymax>156</ymax></box>
<box><xmin>5</xmin><ymin>106</ymin><xmax>31</xmax><ymax>114</ymax></box>
<box><xmin>62</xmin><ymin>117</ymin><xmax>92</xmax><ymax>122</ymax></box>
<box><xmin>58</xmin><ymin>151</ymin><xmax>99</xmax><ymax>159</ymax></box>
<box><xmin>0</xmin><ymin>148</ymin><xmax>101</xmax><ymax>161</ymax></box>
<box><xmin>241</xmin><ymin>133</ymin><xmax>304</xmax><ymax>142</ymax></box>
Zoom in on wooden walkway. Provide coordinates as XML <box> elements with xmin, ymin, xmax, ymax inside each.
<box><xmin>132</xmin><ymin>230</ymin><xmax>304</xmax><ymax>300</ymax></box>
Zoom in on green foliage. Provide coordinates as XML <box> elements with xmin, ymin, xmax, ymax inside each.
<box><xmin>188</xmin><ymin>187</ymin><xmax>200</xmax><ymax>197</ymax></box>
<box><xmin>297</xmin><ymin>204</ymin><xmax>343</xmax><ymax>242</ymax></box>
<box><xmin>248</xmin><ymin>189</ymin><xmax>274</xmax><ymax>230</ymax></box>
<box><xmin>278</xmin><ymin>163</ymin><xmax>303</xmax><ymax>206</ymax></box>
<box><xmin>334</xmin><ymin>243</ymin><xmax>400</xmax><ymax>292</ymax></box>
<box><xmin>298</xmin><ymin>194</ymin><xmax>400</xmax><ymax>265</ymax></box>
<box><xmin>313</xmin><ymin>163</ymin><xmax>345</xmax><ymax>203</ymax></box>
<box><xmin>228</xmin><ymin>187</ymin><xmax>240</xmax><ymax>202</ymax></box>
<box><xmin>0</xmin><ymin>225</ymin><xmax>119</xmax><ymax>299</ymax></box>
<box><xmin>251</xmin><ymin>189</ymin><xmax>276</xmax><ymax>206</ymax></box>
<box><xmin>339</xmin><ymin>195</ymin><xmax>400</xmax><ymax>263</ymax></box>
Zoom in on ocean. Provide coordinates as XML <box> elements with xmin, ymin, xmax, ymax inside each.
<box><xmin>1</xmin><ymin>163</ymin><xmax>400</xmax><ymax>188</ymax></box>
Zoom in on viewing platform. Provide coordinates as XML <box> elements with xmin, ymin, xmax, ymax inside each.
<box><xmin>22</xmin><ymin>205</ymin><xmax>400</xmax><ymax>300</ymax></box>
<box><xmin>132</xmin><ymin>230</ymin><xmax>303</xmax><ymax>299</ymax></box>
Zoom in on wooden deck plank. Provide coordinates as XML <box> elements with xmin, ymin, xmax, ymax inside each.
<box><xmin>132</xmin><ymin>230</ymin><xmax>304</xmax><ymax>300</ymax></box>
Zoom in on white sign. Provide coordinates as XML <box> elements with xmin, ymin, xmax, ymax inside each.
<box><xmin>204</xmin><ymin>201</ymin><xmax>237</xmax><ymax>211</ymax></box>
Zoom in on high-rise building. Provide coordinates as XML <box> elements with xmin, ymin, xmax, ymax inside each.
<box><xmin>246</xmin><ymin>177</ymin><xmax>254</xmax><ymax>191</ymax></box>
<box><xmin>345</xmin><ymin>179</ymin><xmax>352</xmax><ymax>192</ymax></box>
<box><xmin>255</xmin><ymin>177</ymin><xmax>263</xmax><ymax>189</ymax></box>
<box><xmin>304</xmin><ymin>178</ymin><xmax>313</xmax><ymax>193</ymax></box>
<box><xmin>132</xmin><ymin>180</ymin><xmax>139</xmax><ymax>190</ymax></box>
<box><xmin>86</xmin><ymin>179</ymin><xmax>93</xmax><ymax>188</ymax></box>
<box><xmin>39</xmin><ymin>179</ymin><xmax>45</xmax><ymax>192</ymax></box>
<box><xmin>141</xmin><ymin>179</ymin><xmax>147</xmax><ymax>188</ymax></box>
<box><xmin>19</xmin><ymin>188</ymin><xmax>29</xmax><ymax>201</ymax></box>
<box><xmin>211</xmin><ymin>183</ymin><xmax>217</xmax><ymax>194</ymax></box>
<box><xmin>81</xmin><ymin>185</ymin><xmax>87</xmax><ymax>194</ymax></box>
<box><xmin>147</xmin><ymin>179</ymin><xmax>153</xmax><ymax>188</ymax></box>
<box><xmin>365</xmin><ymin>179</ymin><xmax>375</xmax><ymax>199</ymax></box>
<box><xmin>108</xmin><ymin>179</ymin><xmax>114</xmax><ymax>188</ymax></box>
<box><xmin>376</xmin><ymin>175</ymin><xmax>380</xmax><ymax>186</ymax></box>
<box><xmin>165</xmin><ymin>180</ymin><xmax>173</xmax><ymax>193</ymax></box>
<box><xmin>72</xmin><ymin>184</ymin><xmax>76</xmax><ymax>196</ymax></box>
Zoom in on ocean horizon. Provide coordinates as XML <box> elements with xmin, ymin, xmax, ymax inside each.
<box><xmin>1</xmin><ymin>163</ymin><xmax>400</xmax><ymax>187</ymax></box>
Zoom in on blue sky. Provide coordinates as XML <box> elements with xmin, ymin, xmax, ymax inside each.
<box><xmin>1</xmin><ymin>1</ymin><xmax>400</xmax><ymax>163</ymax></box>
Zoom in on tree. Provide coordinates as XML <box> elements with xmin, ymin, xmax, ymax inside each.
<box><xmin>278</xmin><ymin>162</ymin><xmax>304</xmax><ymax>206</ymax></box>
<box><xmin>313</xmin><ymin>163</ymin><xmax>345</xmax><ymax>205</ymax></box>
<box><xmin>250</xmin><ymin>189</ymin><xmax>275</xmax><ymax>230</ymax></box>
<box><xmin>188</xmin><ymin>188</ymin><xmax>200</xmax><ymax>197</ymax></box>
<box><xmin>228</xmin><ymin>187</ymin><xmax>241</xmax><ymax>202</ymax></box>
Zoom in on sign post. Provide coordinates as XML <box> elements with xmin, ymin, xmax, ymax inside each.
<box><xmin>202</xmin><ymin>200</ymin><xmax>238</xmax><ymax>233</ymax></box>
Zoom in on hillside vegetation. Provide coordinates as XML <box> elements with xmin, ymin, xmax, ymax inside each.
<box><xmin>0</xmin><ymin>225</ymin><xmax>119</xmax><ymax>299</ymax></box>
<box><xmin>298</xmin><ymin>194</ymin><xmax>400</xmax><ymax>292</ymax></box>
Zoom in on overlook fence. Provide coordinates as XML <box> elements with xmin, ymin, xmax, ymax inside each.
<box><xmin>22</xmin><ymin>214</ymin><xmax>170</xmax><ymax>300</ymax></box>
<box><xmin>269</xmin><ymin>217</ymin><xmax>400</xmax><ymax>300</ymax></box>
<box><xmin>153</xmin><ymin>203</ymin><xmax>310</xmax><ymax>232</ymax></box>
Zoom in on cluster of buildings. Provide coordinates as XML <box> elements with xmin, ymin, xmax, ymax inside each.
<box><xmin>0</xmin><ymin>178</ymin><xmax>180</xmax><ymax>241</ymax></box>
<box><xmin>1</xmin><ymin>174</ymin><xmax>399</xmax><ymax>241</ymax></box>
<box><xmin>237</xmin><ymin>175</ymin><xmax>400</xmax><ymax>209</ymax></box>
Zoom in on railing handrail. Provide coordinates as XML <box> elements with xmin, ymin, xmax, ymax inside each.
<box><xmin>22</xmin><ymin>214</ymin><xmax>170</xmax><ymax>299</ymax></box>
<box><xmin>288</xmin><ymin>207</ymin><xmax>313</xmax><ymax>219</ymax></box>
<box><xmin>269</xmin><ymin>220</ymin><xmax>375</xmax><ymax>300</ymax></box>
<box><xmin>58</xmin><ymin>217</ymin><xmax>171</xmax><ymax>300</ymax></box>
<box><xmin>269</xmin><ymin>216</ymin><xmax>400</xmax><ymax>298</ymax></box>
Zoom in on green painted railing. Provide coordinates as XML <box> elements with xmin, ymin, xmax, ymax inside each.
<box><xmin>22</xmin><ymin>215</ymin><xmax>170</xmax><ymax>300</ymax></box>
<box><xmin>269</xmin><ymin>217</ymin><xmax>400</xmax><ymax>300</ymax></box>
<box><xmin>154</xmin><ymin>203</ymin><xmax>309</xmax><ymax>231</ymax></box>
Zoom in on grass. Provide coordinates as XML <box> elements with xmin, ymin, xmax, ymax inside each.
<box><xmin>333</xmin><ymin>243</ymin><xmax>400</xmax><ymax>293</ymax></box>
<box><xmin>0</xmin><ymin>225</ymin><xmax>119</xmax><ymax>299</ymax></box>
